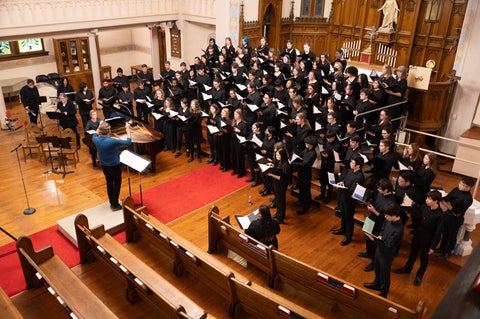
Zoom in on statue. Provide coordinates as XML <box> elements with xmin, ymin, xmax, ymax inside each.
<box><xmin>378</xmin><ymin>0</ymin><xmax>400</xmax><ymax>31</ymax></box>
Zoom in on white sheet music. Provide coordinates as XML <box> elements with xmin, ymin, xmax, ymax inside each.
<box><xmin>251</xmin><ymin>134</ymin><xmax>263</xmax><ymax>147</ymax></box>
<box><xmin>328</xmin><ymin>172</ymin><xmax>347</xmax><ymax>189</ymax></box>
<box><xmin>151</xmin><ymin>112</ymin><xmax>163</xmax><ymax>120</ymax></box>
<box><xmin>201</xmin><ymin>92</ymin><xmax>212</xmax><ymax>100</ymax></box>
<box><xmin>362</xmin><ymin>216</ymin><xmax>376</xmax><ymax>236</ymax></box>
<box><xmin>333</xmin><ymin>150</ymin><xmax>341</xmax><ymax>162</ymax></box>
<box><xmin>258</xmin><ymin>163</ymin><xmax>272</xmax><ymax>173</ymax></box>
<box><xmin>135</xmin><ymin>99</ymin><xmax>146</xmax><ymax>103</ymax></box>
<box><xmin>289</xmin><ymin>153</ymin><xmax>303</xmax><ymax>163</ymax></box>
<box><xmin>207</xmin><ymin>125</ymin><xmax>220</xmax><ymax>134</ymax></box>
<box><xmin>276</xmin><ymin>102</ymin><xmax>286</xmax><ymax>110</ymax></box>
<box><xmin>401</xmin><ymin>194</ymin><xmax>414</xmax><ymax>207</ymax></box>
<box><xmin>255</xmin><ymin>153</ymin><xmax>264</xmax><ymax>162</ymax></box>
<box><xmin>352</xmin><ymin>184</ymin><xmax>367</xmax><ymax>201</ymax></box>
<box><xmin>313</xmin><ymin>106</ymin><xmax>322</xmax><ymax>114</ymax></box>
<box><xmin>247</xmin><ymin>104</ymin><xmax>259</xmax><ymax>112</ymax></box>
<box><xmin>398</xmin><ymin>161</ymin><xmax>408</xmax><ymax>170</ymax></box>
<box><xmin>203</xmin><ymin>84</ymin><xmax>212</xmax><ymax>91</ymax></box>
<box><xmin>120</xmin><ymin>150</ymin><xmax>151</xmax><ymax>173</ymax></box>
<box><xmin>315</xmin><ymin>122</ymin><xmax>323</xmax><ymax>131</ymax></box>
<box><xmin>236</xmin><ymin>83</ymin><xmax>247</xmax><ymax>91</ymax></box>
<box><xmin>236</xmin><ymin>134</ymin><xmax>247</xmax><ymax>143</ymax></box>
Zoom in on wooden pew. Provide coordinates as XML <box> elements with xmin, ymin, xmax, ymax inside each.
<box><xmin>271</xmin><ymin>249</ymin><xmax>425</xmax><ymax>319</ymax></box>
<box><xmin>229</xmin><ymin>277</ymin><xmax>321</xmax><ymax>319</ymax></box>
<box><xmin>122</xmin><ymin>196</ymin><xmax>320</xmax><ymax>319</ymax></box>
<box><xmin>74</xmin><ymin>214</ymin><xmax>207</xmax><ymax>319</ymax></box>
<box><xmin>207</xmin><ymin>205</ymin><xmax>275</xmax><ymax>286</ymax></box>
<box><xmin>16</xmin><ymin>236</ymin><xmax>117</xmax><ymax>319</ymax></box>
<box><xmin>207</xmin><ymin>206</ymin><xmax>426</xmax><ymax>319</ymax></box>
<box><xmin>123</xmin><ymin>197</ymin><xmax>236</xmax><ymax>315</ymax></box>
<box><xmin>0</xmin><ymin>286</ymin><xmax>23</xmax><ymax>319</ymax></box>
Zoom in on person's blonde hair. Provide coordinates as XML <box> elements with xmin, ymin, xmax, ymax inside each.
<box><xmin>97</xmin><ymin>121</ymin><xmax>111</xmax><ymax>136</ymax></box>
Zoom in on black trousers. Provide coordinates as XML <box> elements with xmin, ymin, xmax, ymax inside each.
<box><xmin>439</xmin><ymin>215</ymin><xmax>463</xmax><ymax>254</ymax></box>
<box><xmin>374</xmin><ymin>249</ymin><xmax>395</xmax><ymax>297</ymax></box>
<box><xmin>101</xmin><ymin>165</ymin><xmax>122</xmax><ymax>206</ymax></box>
<box><xmin>27</xmin><ymin>106</ymin><xmax>39</xmax><ymax>124</ymax></box>
<box><xmin>298</xmin><ymin>168</ymin><xmax>312</xmax><ymax>211</ymax></box>
<box><xmin>404</xmin><ymin>234</ymin><xmax>432</xmax><ymax>279</ymax></box>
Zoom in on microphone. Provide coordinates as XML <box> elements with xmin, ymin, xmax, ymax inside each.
<box><xmin>10</xmin><ymin>143</ymin><xmax>22</xmax><ymax>152</ymax></box>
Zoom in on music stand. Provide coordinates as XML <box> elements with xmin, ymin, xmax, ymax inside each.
<box><xmin>53</xmin><ymin>136</ymin><xmax>74</xmax><ymax>178</ymax></box>
<box><xmin>27</xmin><ymin>96</ymin><xmax>47</xmax><ymax>128</ymax></box>
<box><xmin>120</xmin><ymin>150</ymin><xmax>151</xmax><ymax>206</ymax></box>
<box><xmin>36</xmin><ymin>135</ymin><xmax>61</xmax><ymax>175</ymax></box>
<box><xmin>46</xmin><ymin>111</ymin><xmax>67</xmax><ymax>131</ymax></box>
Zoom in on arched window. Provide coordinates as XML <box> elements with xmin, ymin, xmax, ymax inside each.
<box><xmin>301</xmin><ymin>0</ymin><xmax>324</xmax><ymax>16</ymax></box>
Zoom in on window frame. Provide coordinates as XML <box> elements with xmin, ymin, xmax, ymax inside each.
<box><xmin>0</xmin><ymin>38</ymin><xmax>48</xmax><ymax>61</ymax></box>
<box><xmin>300</xmin><ymin>0</ymin><xmax>324</xmax><ymax>17</ymax></box>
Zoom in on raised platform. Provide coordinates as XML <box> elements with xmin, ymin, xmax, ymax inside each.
<box><xmin>453</xmin><ymin>126</ymin><xmax>480</xmax><ymax>178</ymax></box>
<box><xmin>56</xmin><ymin>202</ymin><xmax>124</xmax><ymax>247</ymax></box>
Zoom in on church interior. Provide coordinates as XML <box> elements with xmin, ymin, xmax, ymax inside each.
<box><xmin>1</xmin><ymin>0</ymin><xmax>480</xmax><ymax>318</ymax></box>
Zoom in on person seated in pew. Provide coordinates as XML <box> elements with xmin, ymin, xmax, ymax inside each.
<box><xmin>246</xmin><ymin>205</ymin><xmax>281</xmax><ymax>249</ymax></box>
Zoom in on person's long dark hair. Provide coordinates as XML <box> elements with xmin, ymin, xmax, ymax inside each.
<box><xmin>277</xmin><ymin>148</ymin><xmax>289</xmax><ymax>175</ymax></box>
<box><xmin>258</xmin><ymin>205</ymin><xmax>276</xmax><ymax>245</ymax></box>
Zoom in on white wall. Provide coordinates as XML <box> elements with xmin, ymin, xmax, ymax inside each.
<box><xmin>439</xmin><ymin>0</ymin><xmax>480</xmax><ymax>155</ymax></box>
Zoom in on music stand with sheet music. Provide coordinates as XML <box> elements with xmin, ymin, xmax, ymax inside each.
<box><xmin>46</xmin><ymin>111</ymin><xmax>67</xmax><ymax>130</ymax></box>
<box><xmin>120</xmin><ymin>149</ymin><xmax>151</xmax><ymax>206</ymax></box>
<box><xmin>27</xmin><ymin>96</ymin><xmax>47</xmax><ymax>127</ymax></box>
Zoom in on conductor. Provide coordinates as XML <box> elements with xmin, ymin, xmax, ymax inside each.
<box><xmin>93</xmin><ymin>121</ymin><xmax>132</xmax><ymax>211</ymax></box>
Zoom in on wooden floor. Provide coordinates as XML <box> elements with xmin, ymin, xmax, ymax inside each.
<box><xmin>1</xmin><ymin>100</ymin><xmax>479</xmax><ymax>317</ymax></box>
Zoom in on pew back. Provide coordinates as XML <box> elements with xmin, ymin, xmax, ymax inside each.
<box><xmin>16</xmin><ymin>236</ymin><xmax>117</xmax><ymax>319</ymax></box>
<box><xmin>75</xmin><ymin>214</ymin><xmax>207</xmax><ymax>319</ymax></box>
<box><xmin>272</xmin><ymin>249</ymin><xmax>421</xmax><ymax>319</ymax></box>
<box><xmin>207</xmin><ymin>205</ymin><xmax>275</xmax><ymax>286</ymax></box>
<box><xmin>123</xmin><ymin>197</ymin><xmax>236</xmax><ymax>310</ymax></box>
<box><xmin>0</xmin><ymin>286</ymin><xmax>23</xmax><ymax>319</ymax></box>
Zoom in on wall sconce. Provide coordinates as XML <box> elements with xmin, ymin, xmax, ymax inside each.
<box><xmin>425</xmin><ymin>0</ymin><xmax>442</xmax><ymax>22</ymax></box>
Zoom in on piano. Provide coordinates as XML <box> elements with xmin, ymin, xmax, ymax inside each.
<box><xmin>84</xmin><ymin>117</ymin><xmax>164</xmax><ymax>173</ymax></box>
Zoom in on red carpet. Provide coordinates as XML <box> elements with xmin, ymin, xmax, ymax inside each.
<box><xmin>0</xmin><ymin>165</ymin><xmax>246</xmax><ymax>296</ymax></box>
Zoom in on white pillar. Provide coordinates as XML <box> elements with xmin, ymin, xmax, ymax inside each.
<box><xmin>216</xmin><ymin>0</ymin><xmax>240</xmax><ymax>46</ymax></box>
<box><xmin>0</xmin><ymin>87</ymin><xmax>7</xmax><ymax>129</ymax></box>
<box><xmin>88</xmin><ymin>30</ymin><xmax>101</xmax><ymax>103</ymax></box>
<box><xmin>151</xmin><ymin>27</ymin><xmax>160</xmax><ymax>79</ymax></box>
<box><xmin>455</xmin><ymin>200</ymin><xmax>480</xmax><ymax>256</ymax></box>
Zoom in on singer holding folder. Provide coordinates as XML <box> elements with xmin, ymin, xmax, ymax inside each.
<box><xmin>93</xmin><ymin>121</ymin><xmax>132</xmax><ymax>211</ymax></box>
<box><xmin>20</xmin><ymin>79</ymin><xmax>40</xmax><ymax>124</ymax></box>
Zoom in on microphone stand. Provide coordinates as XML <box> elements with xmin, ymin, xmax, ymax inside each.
<box><xmin>12</xmin><ymin>143</ymin><xmax>36</xmax><ymax>215</ymax></box>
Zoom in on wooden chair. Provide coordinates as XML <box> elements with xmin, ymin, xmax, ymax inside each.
<box><xmin>61</xmin><ymin>128</ymin><xmax>79</xmax><ymax>168</ymax></box>
<box><xmin>22</xmin><ymin>123</ymin><xmax>45</xmax><ymax>163</ymax></box>
<box><xmin>41</xmin><ymin>125</ymin><xmax>61</xmax><ymax>166</ymax></box>
<box><xmin>5</xmin><ymin>109</ymin><xmax>24</xmax><ymax>133</ymax></box>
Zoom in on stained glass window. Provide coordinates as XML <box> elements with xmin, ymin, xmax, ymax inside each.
<box><xmin>0</xmin><ymin>42</ymin><xmax>12</xmax><ymax>56</ymax></box>
<box><xmin>18</xmin><ymin>38</ymin><xmax>43</xmax><ymax>53</ymax></box>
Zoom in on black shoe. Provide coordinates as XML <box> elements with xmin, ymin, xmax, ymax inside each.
<box><xmin>175</xmin><ymin>152</ymin><xmax>181</xmax><ymax>158</ymax></box>
<box><xmin>220</xmin><ymin>167</ymin><xmax>227</xmax><ymax>172</ymax></box>
<box><xmin>363</xmin><ymin>282</ymin><xmax>381</xmax><ymax>291</ymax></box>
<box><xmin>331</xmin><ymin>229</ymin><xmax>345</xmax><ymax>235</ymax></box>
<box><xmin>357</xmin><ymin>252</ymin><xmax>370</xmax><ymax>258</ymax></box>
<box><xmin>187</xmin><ymin>157</ymin><xmax>194</xmax><ymax>163</ymax></box>
<box><xmin>261</xmin><ymin>190</ymin><xmax>271</xmax><ymax>197</ymax></box>
<box><xmin>212</xmin><ymin>161</ymin><xmax>218</xmax><ymax>166</ymax></box>
<box><xmin>251</xmin><ymin>181</ymin><xmax>260</xmax><ymax>187</ymax></box>
<box><xmin>340</xmin><ymin>237</ymin><xmax>352</xmax><ymax>246</ymax></box>
<box><xmin>245</xmin><ymin>176</ymin><xmax>254</xmax><ymax>182</ymax></box>
<box><xmin>364</xmin><ymin>263</ymin><xmax>375</xmax><ymax>272</ymax></box>
<box><xmin>290</xmin><ymin>184</ymin><xmax>298</xmax><ymax>191</ymax></box>
<box><xmin>334</xmin><ymin>206</ymin><xmax>341</xmax><ymax>213</ymax></box>
<box><xmin>394</xmin><ymin>267</ymin><xmax>410</xmax><ymax>274</ymax></box>
<box><xmin>231</xmin><ymin>171</ymin><xmax>238</xmax><ymax>176</ymax></box>
<box><xmin>259</xmin><ymin>188</ymin><xmax>266</xmax><ymax>194</ymax></box>
<box><xmin>413</xmin><ymin>276</ymin><xmax>422</xmax><ymax>286</ymax></box>
<box><xmin>269</xmin><ymin>198</ymin><xmax>275</xmax><ymax>203</ymax></box>
<box><xmin>237</xmin><ymin>173</ymin><xmax>246</xmax><ymax>178</ymax></box>
<box><xmin>314</xmin><ymin>194</ymin><xmax>325</xmax><ymax>200</ymax></box>
<box><xmin>322</xmin><ymin>198</ymin><xmax>331</xmax><ymax>204</ymax></box>
<box><xmin>269</xmin><ymin>203</ymin><xmax>276</xmax><ymax>209</ymax></box>
<box><xmin>296</xmin><ymin>209</ymin><xmax>308</xmax><ymax>215</ymax></box>
<box><xmin>197</xmin><ymin>158</ymin><xmax>202</xmax><ymax>163</ymax></box>
<box><xmin>110</xmin><ymin>204</ymin><xmax>122</xmax><ymax>211</ymax></box>
<box><xmin>206</xmin><ymin>158</ymin><xmax>213</xmax><ymax>164</ymax></box>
